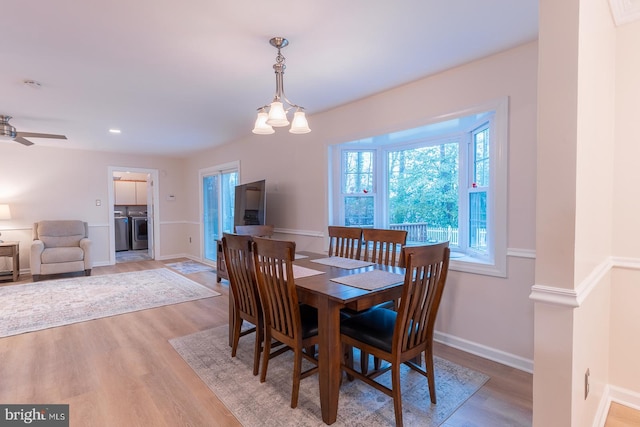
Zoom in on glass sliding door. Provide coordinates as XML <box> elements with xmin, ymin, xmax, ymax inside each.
<box><xmin>201</xmin><ymin>164</ymin><xmax>238</xmax><ymax>263</ymax></box>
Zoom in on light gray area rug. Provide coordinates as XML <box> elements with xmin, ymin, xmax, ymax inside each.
<box><xmin>0</xmin><ymin>268</ymin><xmax>220</xmax><ymax>337</ymax></box>
<box><xmin>170</xmin><ymin>325</ymin><xmax>489</xmax><ymax>426</ymax></box>
<box><xmin>165</xmin><ymin>260</ymin><xmax>215</xmax><ymax>275</ymax></box>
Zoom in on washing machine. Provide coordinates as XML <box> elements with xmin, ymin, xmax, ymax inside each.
<box><xmin>114</xmin><ymin>212</ymin><xmax>130</xmax><ymax>251</ymax></box>
<box><xmin>129</xmin><ymin>211</ymin><xmax>148</xmax><ymax>250</ymax></box>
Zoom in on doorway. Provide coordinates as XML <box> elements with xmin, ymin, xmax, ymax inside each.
<box><xmin>200</xmin><ymin>162</ymin><xmax>238</xmax><ymax>264</ymax></box>
<box><xmin>108</xmin><ymin>166</ymin><xmax>160</xmax><ymax>264</ymax></box>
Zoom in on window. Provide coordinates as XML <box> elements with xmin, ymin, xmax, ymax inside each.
<box><xmin>329</xmin><ymin>99</ymin><xmax>508</xmax><ymax>277</ymax></box>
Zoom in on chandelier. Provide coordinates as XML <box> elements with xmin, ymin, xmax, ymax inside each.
<box><xmin>252</xmin><ymin>37</ymin><xmax>311</xmax><ymax>135</ymax></box>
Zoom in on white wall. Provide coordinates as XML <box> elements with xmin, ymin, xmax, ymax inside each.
<box><xmin>184</xmin><ymin>41</ymin><xmax>539</xmax><ymax>368</ymax></box>
<box><xmin>0</xmin><ymin>143</ymin><xmax>189</xmax><ymax>268</ymax></box>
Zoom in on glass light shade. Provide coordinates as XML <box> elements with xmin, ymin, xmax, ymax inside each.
<box><xmin>289</xmin><ymin>111</ymin><xmax>311</xmax><ymax>134</ymax></box>
<box><xmin>0</xmin><ymin>204</ymin><xmax>11</xmax><ymax>220</ymax></box>
<box><xmin>266</xmin><ymin>101</ymin><xmax>289</xmax><ymax>127</ymax></box>
<box><xmin>252</xmin><ymin>111</ymin><xmax>275</xmax><ymax>135</ymax></box>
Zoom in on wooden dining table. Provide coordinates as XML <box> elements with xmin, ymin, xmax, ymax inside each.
<box><xmin>292</xmin><ymin>252</ymin><xmax>405</xmax><ymax>425</ymax></box>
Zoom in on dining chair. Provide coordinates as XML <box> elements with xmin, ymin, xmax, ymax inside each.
<box><xmin>251</xmin><ymin>236</ymin><xmax>319</xmax><ymax>408</ymax></box>
<box><xmin>361</xmin><ymin>228</ymin><xmax>408</xmax><ymax>267</ymax></box>
<box><xmin>358</xmin><ymin>227</ymin><xmax>408</xmax><ymax>372</ymax></box>
<box><xmin>222</xmin><ymin>233</ymin><xmax>263</xmax><ymax>375</ymax></box>
<box><xmin>340</xmin><ymin>242</ymin><xmax>451</xmax><ymax>427</ymax></box>
<box><xmin>327</xmin><ymin>226</ymin><xmax>362</xmax><ymax>259</ymax></box>
<box><xmin>235</xmin><ymin>224</ymin><xmax>274</xmax><ymax>237</ymax></box>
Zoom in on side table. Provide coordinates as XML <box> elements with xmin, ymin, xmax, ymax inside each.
<box><xmin>0</xmin><ymin>241</ymin><xmax>20</xmax><ymax>282</ymax></box>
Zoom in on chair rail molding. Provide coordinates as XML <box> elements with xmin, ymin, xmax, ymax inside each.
<box><xmin>609</xmin><ymin>0</ymin><xmax>640</xmax><ymax>25</ymax></box>
<box><xmin>529</xmin><ymin>256</ymin><xmax>640</xmax><ymax>308</ymax></box>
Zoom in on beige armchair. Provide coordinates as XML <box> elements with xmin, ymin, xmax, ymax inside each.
<box><xmin>30</xmin><ymin>220</ymin><xmax>92</xmax><ymax>281</ymax></box>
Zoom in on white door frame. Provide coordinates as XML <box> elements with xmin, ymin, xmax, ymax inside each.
<box><xmin>107</xmin><ymin>166</ymin><xmax>160</xmax><ymax>265</ymax></box>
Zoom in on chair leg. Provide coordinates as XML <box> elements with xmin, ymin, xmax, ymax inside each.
<box><xmin>425</xmin><ymin>348</ymin><xmax>437</xmax><ymax>404</ymax></box>
<box><xmin>259</xmin><ymin>329</ymin><xmax>272</xmax><ymax>383</ymax></box>
<box><xmin>231</xmin><ymin>315</ymin><xmax>242</xmax><ymax>357</ymax></box>
<box><xmin>252</xmin><ymin>323</ymin><xmax>263</xmax><ymax>376</ymax></box>
<box><xmin>360</xmin><ymin>351</ymin><xmax>370</xmax><ymax>374</ymax></box>
<box><xmin>291</xmin><ymin>348</ymin><xmax>302</xmax><ymax>408</ymax></box>
<box><xmin>391</xmin><ymin>362</ymin><xmax>404</xmax><ymax>427</ymax></box>
<box><xmin>342</xmin><ymin>343</ymin><xmax>354</xmax><ymax>381</ymax></box>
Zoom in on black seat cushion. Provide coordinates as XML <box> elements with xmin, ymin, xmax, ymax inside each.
<box><xmin>340</xmin><ymin>307</ymin><xmax>397</xmax><ymax>353</ymax></box>
<box><xmin>299</xmin><ymin>303</ymin><xmax>319</xmax><ymax>339</ymax></box>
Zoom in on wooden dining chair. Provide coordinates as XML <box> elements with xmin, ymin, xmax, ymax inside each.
<box><xmin>251</xmin><ymin>236</ymin><xmax>319</xmax><ymax>408</ymax></box>
<box><xmin>340</xmin><ymin>242</ymin><xmax>451</xmax><ymax>427</ymax></box>
<box><xmin>327</xmin><ymin>226</ymin><xmax>362</xmax><ymax>259</ymax></box>
<box><xmin>234</xmin><ymin>224</ymin><xmax>274</xmax><ymax>237</ymax></box>
<box><xmin>358</xmin><ymin>227</ymin><xmax>408</xmax><ymax>372</ymax></box>
<box><xmin>361</xmin><ymin>228</ymin><xmax>408</xmax><ymax>267</ymax></box>
<box><xmin>222</xmin><ymin>233</ymin><xmax>263</xmax><ymax>375</ymax></box>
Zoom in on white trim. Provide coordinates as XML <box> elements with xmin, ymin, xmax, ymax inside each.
<box><xmin>434</xmin><ymin>330</ymin><xmax>534</xmax><ymax>373</ymax></box>
<box><xmin>609</xmin><ymin>0</ymin><xmax>640</xmax><ymax>26</ymax></box>
<box><xmin>507</xmin><ymin>248</ymin><xmax>536</xmax><ymax>259</ymax></box>
<box><xmin>611</xmin><ymin>256</ymin><xmax>640</xmax><ymax>270</ymax></box>
<box><xmin>529</xmin><ymin>258</ymin><xmax>611</xmax><ymax>307</ymax></box>
<box><xmin>594</xmin><ymin>385</ymin><xmax>640</xmax><ymax>427</ymax></box>
<box><xmin>528</xmin><ymin>256</ymin><xmax>640</xmax><ymax>307</ymax></box>
<box><xmin>274</xmin><ymin>227</ymin><xmax>325</xmax><ymax>238</ymax></box>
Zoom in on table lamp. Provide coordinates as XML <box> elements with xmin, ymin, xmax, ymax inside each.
<box><xmin>0</xmin><ymin>204</ymin><xmax>11</xmax><ymax>243</ymax></box>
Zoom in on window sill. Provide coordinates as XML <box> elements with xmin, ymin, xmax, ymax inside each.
<box><xmin>449</xmin><ymin>253</ymin><xmax>507</xmax><ymax>278</ymax></box>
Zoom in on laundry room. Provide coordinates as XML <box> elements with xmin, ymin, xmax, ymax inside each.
<box><xmin>113</xmin><ymin>171</ymin><xmax>151</xmax><ymax>262</ymax></box>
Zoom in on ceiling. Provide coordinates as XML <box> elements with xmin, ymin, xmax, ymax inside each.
<box><xmin>1</xmin><ymin>0</ymin><xmax>538</xmax><ymax>156</ymax></box>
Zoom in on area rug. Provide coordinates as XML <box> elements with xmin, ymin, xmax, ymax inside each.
<box><xmin>170</xmin><ymin>325</ymin><xmax>489</xmax><ymax>426</ymax></box>
<box><xmin>0</xmin><ymin>268</ymin><xmax>220</xmax><ymax>338</ymax></box>
<box><xmin>165</xmin><ymin>260</ymin><xmax>214</xmax><ymax>274</ymax></box>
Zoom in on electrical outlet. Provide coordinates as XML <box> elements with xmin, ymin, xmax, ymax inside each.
<box><xmin>585</xmin><ymin>368</ymin><xmax>590</xmax><ymax>399</ymax></box>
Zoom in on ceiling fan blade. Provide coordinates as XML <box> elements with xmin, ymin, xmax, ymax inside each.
<box><xmin>16</xmin><ymin>131</ymin><xmax>67</xmax><ymax>140</ymax></box>
<box><xmin>13</xmin><ymin>136</ymin><xmax>34</xmax><ymax>146</ymax></box>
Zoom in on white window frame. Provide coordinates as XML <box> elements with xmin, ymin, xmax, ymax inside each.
<box><xmin>329</xmin><ymin>98</ymin><xmax>508</xmax><ymax>277</ymax></box>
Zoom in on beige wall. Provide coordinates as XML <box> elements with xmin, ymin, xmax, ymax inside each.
<box><xmin>534</xmin><ymin>0</ymin><xmax>639</xmax><ymax>426</ymax></box>
<box><xmin>610</xmin><ymin>18</ymin><xmax>640</xmax><ymax>399</ymax></box>
<box><xmin>185</xmin><ymin>42</ymin><xmax>539</xmax><ymax>366</ymax></box>
<box><xmin>0</xmin><ymin>143</ymin><xmax>188</xmax><ymax>267</ymax></box>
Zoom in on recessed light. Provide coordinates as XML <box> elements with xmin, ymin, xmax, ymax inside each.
<box><xmin>109</xmin><ymin>129</ymin><xmax>121</xmax><ymax>134</ymax></box>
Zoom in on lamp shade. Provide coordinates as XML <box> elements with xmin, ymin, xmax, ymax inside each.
<box><xmin>0</xmin><ymin>204</ymin><xmax>11</xmax><ymax>220</ymax></box>
<box><xmin>266</xmin><ymin>101</ymin><xmax>290</xmax><ymax>127</ymax></box>
<box><xmin>289</xmin><ymin>111</ymin><xmax>311</xmax><ymax>134</ymax></box>
<box><xmin>252</xmin><ymin>111</ymin><xmax>275</xmax><ymax>134</ymax></box>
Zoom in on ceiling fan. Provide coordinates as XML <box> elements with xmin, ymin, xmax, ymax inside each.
<box><xmin>0</xmin><ymin>115</ymin><xmax>67</xmax><ymax>146</ymax></box>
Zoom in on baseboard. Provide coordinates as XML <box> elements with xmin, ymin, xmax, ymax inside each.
<box><xmin>434</xmin><ymin>330</ymin><xmax>534</xmax><ymax>373</ymax></box>
<box><xmin>594</xmin><ymin>385</ymin><xmax>640</xmax><ymax>427</ymax></box>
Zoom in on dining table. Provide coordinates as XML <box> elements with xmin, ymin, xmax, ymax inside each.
<box><xmin>291</xmin><ymin>251</ymin><xmax>406</xmax><ymax>425</ymax></box>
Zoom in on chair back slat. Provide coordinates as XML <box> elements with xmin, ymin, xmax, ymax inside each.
<box><xmin>222</xmin><ymin>233</ymin><xmax>261</xmax><ymax>319</ymax></box>
<box><xmin>361</xmin><ymin>228</ymin><xmax>408</xmax><ymax>267</ymax></box>
<box><xmin>252</xmin><ymin>237</ymin><xmax>300</xmax><ymax>342</ymax></box>
<box><xmin>394</xmin><ymin>242</ymin><xmax>450</xmax><ymax>353</ymax></box>
<box><xmin>327</xmin><ymin>226</ymin><xmax>362</xmax><ymax>259</ymax></box>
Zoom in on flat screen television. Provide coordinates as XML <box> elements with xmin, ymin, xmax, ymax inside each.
<box><xmin>234</xmin><ymin>179</ymin><xmax>266</xmax><ymax>227</ymax></box>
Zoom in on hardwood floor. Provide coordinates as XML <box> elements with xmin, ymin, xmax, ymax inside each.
<box><xmin>0</xmin><ymin>259</ymin><xmax>533</xmax><ymax>426</ymax></box>
<box><xmin>605</xmin><ymin>402</ymin><xmax>640</xmax><ymax>427</ymax></box>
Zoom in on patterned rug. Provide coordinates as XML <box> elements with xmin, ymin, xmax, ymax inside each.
<box><xmin>170</xmin><ymin>325</ymin><xmax>489</xmax><ymax>426</ymax></box>
<box><xmin>165</xmin><ymin>260</ymin><xmax>215</xmax><ymax>274</ymax></box>
<box><xmin>0</xmin><ymin>268</ymin><xmax>220</xmax><ymax>338</ymax></box>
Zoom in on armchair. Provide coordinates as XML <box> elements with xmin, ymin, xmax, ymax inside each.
<box><xmin>30</xmin><ymin>220</ymin><xmax>92</xmax><ymax>281</ymax></box>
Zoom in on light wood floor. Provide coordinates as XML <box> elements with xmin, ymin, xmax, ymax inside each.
<box><xmin>605</xmin><ymin>402</ymin><xmax>640</xmax><ymax>426</ymax></box>
<box><xmin>0</xmin><ymin>259</ymin><xmax>533</xmax><ymax>426</ymax></box>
